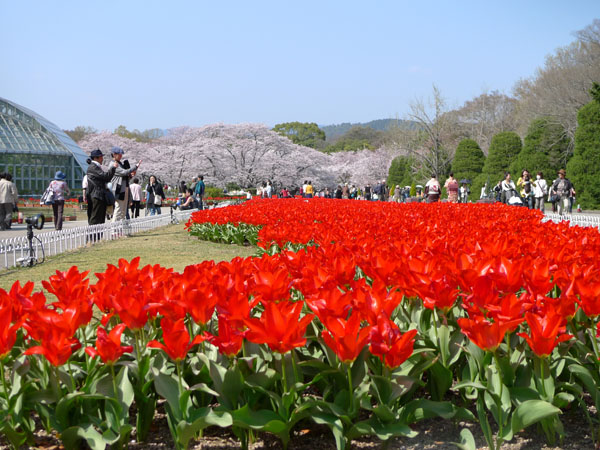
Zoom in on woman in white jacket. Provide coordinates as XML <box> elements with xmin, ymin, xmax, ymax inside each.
<box><xmin>532</xmin><ymin>171</ymin><xmax>548</xmax><ymax>212</ymax></box>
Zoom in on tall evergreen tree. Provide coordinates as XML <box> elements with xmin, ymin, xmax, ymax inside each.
<box><xmin>567</xmin><ymin>82</ymin><xmax>600</xmax><ymax>208</ymax></box>
<box><xmin>509</xmin><ymin>118</ymin><xmax>570</xmax><ymax>178</ymax></box>
<box><xmin>387</xmin><ymin>155</ymin><xmax>414</xmax><ymax>188</ymax></box>
<box><xmin>452</xmin><ymin>139</ymin><xmax>485</xmax><ymax>182</ymax></box>
<box><xmin>473</xmin><ymin>131</ymin><xmax>522</xmax><ymax>196</ymax></box>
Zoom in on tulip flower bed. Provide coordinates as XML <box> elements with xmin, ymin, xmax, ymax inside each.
<box><xmin>1</xmin><ymin>199</ymin><xmax>600</xmax><ymax>450</ymax></box>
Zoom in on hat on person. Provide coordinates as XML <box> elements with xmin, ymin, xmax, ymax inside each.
<box><xmin>54</xmin><ymin>170</ymin><xmax>66</xmax><ymax>180</ymax></box>
<box><xmin>557</xmin><ymin>169</ymin><xmax>566</xmax><ymax>176</ymax></box>
<box><xmin>111</xmin><ymin>146</ymin><xmax>124</xmax><ymax>155</ymax></box>
<box><xmin>90</xmin><ymin>149</ymin><xmax>103</xmax><ymax>158</ymax></box>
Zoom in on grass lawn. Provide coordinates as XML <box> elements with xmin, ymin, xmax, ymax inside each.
<box><xmin>0</xmin><ymin>223</ymin><xmax>256</xmax><ymax>290</ymax></box>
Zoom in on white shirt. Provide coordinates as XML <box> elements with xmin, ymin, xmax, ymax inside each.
<box><xmin>533</xmin><ymin>179</ymin><xmax>548</xmax><ymax>198</ymax></box>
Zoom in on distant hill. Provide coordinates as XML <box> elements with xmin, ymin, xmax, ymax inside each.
<box><xmin>320</xmin><ymin>119</ymin><xmax>417</xmax><ymax>141</ymax></box>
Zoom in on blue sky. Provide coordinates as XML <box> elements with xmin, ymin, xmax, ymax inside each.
<box><xmin>2</xmin><ymin>1</ymin><xmax>598</xmax><ymax>131</ymax></box>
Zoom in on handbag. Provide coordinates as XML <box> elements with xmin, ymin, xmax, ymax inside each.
<box><xmin>152</xmin><ymin>186</ymin><xmax>162</xmax><ymax>206</ymax></box>
<box><xmin>105</xmin><ymin>189</ymin><xmax>116</xmax><ymax>207</ymax></box>
<box><xmin>40</xmin><ymin>186</ymin><xmax>55</xmax><ymax>205</ymax></box>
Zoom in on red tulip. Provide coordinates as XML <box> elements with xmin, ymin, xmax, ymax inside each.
<box><xmin>245</xmin><ymin>300</ymin><xmax>314</xmax><ymax>353</ymax></box>
<box><xmin>369</xmin><ymin>315</ymin><xmax>417</xmax><ymax>369</ymax></box>
<box><xmin>85</xmin><ymin>324</ymin><xmax>133</xmax><ymax>364</ymax></box>
<box><xmin>518</xmin><ymin>311</ymin><xmax>572</xmax><ymax>358</ymax></box>
<box><xmin>0</xmin><ymin>302</ymin><xmax>23</xmax><ymax>360</ymax></box>
<box><xmin>322</xmin><ymin>310</ymin><xmax>372</xmax><ymax>364</ymax></box>
<box><xmin>148</xmin><ymin>318</ymin><xmax>205</xmax><ymax>362</ymax></box>
<box><xmin>458</xmin><ymin>316</ymin><xmax>521</xmax><ymax>352</ymax></box>
<box><xmin>204</xmin><ymin>315</ymin><xmax>244</xmax><ymax>357</ymax></box>
<box><xmin>24</xmin><ymin>326</ymin><xmax>81</xmax><ymax>367</ymax></box>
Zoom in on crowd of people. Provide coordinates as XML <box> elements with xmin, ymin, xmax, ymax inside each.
<box><xmin>0</xmin><ymin>147</ymin><xmax>582</xmax><ymax>235</ymax></box>
<box><xmin>490</xmin><ymin>169</ymin><xmax>577</xmax><ymax>214</ymax></box>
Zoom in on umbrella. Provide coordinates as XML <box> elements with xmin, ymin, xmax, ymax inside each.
<box><xmin>460</xmin><ymin>179</ymin><xmax>471</xmax><ymax>184</ymax></box>
<box><xmin>416</xmin><ymin>185</ymin><xmax>423</xmax><ymax>189</ymax></box>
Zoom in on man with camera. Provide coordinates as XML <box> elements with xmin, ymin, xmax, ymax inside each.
<box><xmin>86</xmin><ymin>149</ymin><xmax>118</xmax><ymax>226</ymax></box>
<box><xmin>109</xmin><ymin>146</ymin><xmax>142</xmax><ymax>222</ymax></box>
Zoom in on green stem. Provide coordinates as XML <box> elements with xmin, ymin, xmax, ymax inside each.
<box><xmin>67</xmin><ymin>361</ymin><xmax>76</xmax><ymax>392</ymax></box>
<box><xmin>538</xmin><ymin>357</ymin><xmax>548</xmax><ymax>400</ymax></box>
<box><xmin>347</xmin><ymin>364</ymin><xmax>353</xmax><ymax>397</ymax></box>
<box><xmin>176</xmin><ymin>360</ymin><xmax>183</xmax><ymax>396</ymax></box>
<box><xmin>110</xmin><ymin>364</ymin><xmax>119</xmax><ymax>399</ymax></box>
<box><xmin>505</xmin><ymin>332</ymin><xmax>512</xmax><ymax>363</ymax></box>
<box><xmin>589</xmin><ymin>328</ymin><xmax>600</xmax><ymax>361</ymax></box>
<box><xmin>493</xmin><ymin>352</ymin><xmax>505</xmax><ymax>448</ymax></box>
<box><xmin>433</xmin><ymin>309</ymin><xmax>446</xmax><ymax>366</ymax></box>
<box><xmin>281</xmin><ymin>353</ymin><xmax>288</xmax><ymax>394</ymax></box>
<box><xmin>0</xmin><ymin>361</ymin><xmax>10</xmax><ymax>404</ymax></box>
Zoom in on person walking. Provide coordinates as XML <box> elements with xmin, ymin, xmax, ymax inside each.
<box><xmin>129</xmin><ymin>177</ymin><xmax>142</xmax><ymax>218</ymax></box>
<box><xmin>444</xmin><ymin>173</ymin><xmax>459</xmax><ymax>203</ymax></box>
<box><xmin>517</xmin><ymin>170</ymin><xmax>533</xmax><ymax>209</ymax></box>
<box><xmin>109</xmin><ymin>146</ymin><xmax>141</xmax><ymax>222</ymax></box>
<box><xmin>86</xmin><ymin>149</ymin><xmax>118</xmax><ymax>226</ymax></box>
<box><xmin>0</xmin><ymin>172</ymin><xmax>18</xmax><ymax>230</ymax></box>
<box><xmin>146</xmin><ymin>175</ymin><xmax>165</xmax><ymax>215</ymax></box>
<box><xmin>194</xmin><ymin>175</ymin><xmax>205</xmax><ymax>209</ymax></box>
<box><xmin>305</xmin><ymin>181</ymin><xmax>314</xmax><ymax>198</ymax></box>
<box><xmin>424</xmin><ymin>174</ymin><xmax>441</xmax><ymax>203</ymax></box>
<box><xmin>47</xmin><ymin>170</ymin><xmax>71</xmax><ymax>230</ymax></box>
<box><xmin>532</xmin><ymin>172</ymin><xmax>548</xmax><ymax>212</ymax></box>
<box><xmin>501</xmin><ymin>173</ymin><xmax>516</xmax><ymax>204</ymax></box>
<box><xmin>551</xmin><ymin>169</ymin><xmax>574</xmax><ymax>215</ymax></box>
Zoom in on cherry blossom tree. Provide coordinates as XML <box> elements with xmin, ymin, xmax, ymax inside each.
<box><xmin>79</xmin><ymin>124</ymin><xmax>396</xmax><ymax>190</ymax></box>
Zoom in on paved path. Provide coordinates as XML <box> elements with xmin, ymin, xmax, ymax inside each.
<box><xmin>0</xmin><ymin>207</ymin><xmax>165</xmax><ymax>241</ymax></box>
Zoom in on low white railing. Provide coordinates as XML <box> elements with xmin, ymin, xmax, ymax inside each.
<box><xmin>543</xmin><ymin>213</ymin><xmax>600</xmax><ymax>230</ymax></box>
<box><xmin>0</xmin><ymin>209</ymin><xmax>198</xmax><ymax>269</ymax></box>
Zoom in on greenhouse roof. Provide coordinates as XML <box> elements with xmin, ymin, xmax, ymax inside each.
<box><xmin>0</xmin><ymin>97</ymin><xmax>88</xmax><ymax>171</ymax></box>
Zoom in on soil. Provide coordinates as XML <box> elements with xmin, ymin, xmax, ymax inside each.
<box><xmin>1</xmin><ymin>403</ymin><xmax>595</xmax><ymax>450</ymax></box>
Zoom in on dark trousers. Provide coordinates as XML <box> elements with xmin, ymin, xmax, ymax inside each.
<box><xmin>0</xmin><ymin>203</ymin><xmax>13</xmax><ymax>230</ymax></box>
<box><xmin>130</xmin><ymin>200</ymin><xmax>140</xmax><ymax>218</ymax></box>
<box><xmin>52</xmin><ymin>200</ymin><xmax>65</xmax><ymax>230</ymax></box>
<box><xmin>87</xmin><ymin>198</ymin><xmax>107</xmax><ymax>243</ymax></box>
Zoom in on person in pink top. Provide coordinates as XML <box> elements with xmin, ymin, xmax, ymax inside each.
<box><xmin>48</xmin><ymin>170</ymin><xmax>71</xmax><ymax>230</ymax></box>
<box><xmin>444</xmin><ymin>172</ymin><xmax>459</xmax><ymax>203</ymax></box>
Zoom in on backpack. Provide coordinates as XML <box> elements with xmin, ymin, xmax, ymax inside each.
<box><xmin>429</xmin><ymin>183</ymin><xmax>440</xmax><ymax>194</ymax></box>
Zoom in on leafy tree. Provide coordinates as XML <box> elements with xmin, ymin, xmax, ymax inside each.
<box><xmin>567</xmin><ymin>82</ymin><xmax>600</xmax><ymax>208</ymax></box>
<box><xmin>451</xmin><ymin>139</ymin><xmax>485</xmax><ymax>183</ymax></box>
<box><xmin>509</xmin><ymin>117</ymin><xmax>571</xmax><ymax>178</ymax></box>
<box><xmin>272</xmin><ymin>122</ymin><xmax>326</xmax><ymax>149</ymax></box>
<box><xmin>473</xmin><ymin>131</ymin><xmax>522</xmax><ymax>196</ymax></box>
<box><xmin>114</xmin><ymin>125</ymin><xmax>163</xmax><ymax>143</ymax></box>
<box><xmin>64</xmin><ymin>125</ymin><xmax>97</xmax><ymax>142</ymax></box>
<box><xmin>387</xmin><ymin>155</ymin><xmax>414</xmax><ymax>188</ymax></box>
<box><xmin>324</xmin><ymin>126</ymin><xmax>385</xmax><ymax>152</ymax></box>
<box><xmin>410</xmin><ymin>182</ymin><xmax>416</xmax><ymax>197</ymax></box>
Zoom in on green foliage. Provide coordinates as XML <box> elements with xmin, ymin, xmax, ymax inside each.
<box><xmin>204</xmin><ymin>186</ymin><xmax>224</xmax><ymax>198</ymax></box>
<box><xmin>188</xmin><ymin>222</ymin><xmax>261</xmax><ymax>246</ymax></box>
<box><xmin>509</xmin><ymin>118</ymin><xmax>570</xmax><ymax>178</ymax></box>
<box><xmin>387</xmin><ymin>156</ymin><xmax>414</xmax><ymax>188</ymax></box>
<box><xmin>480</xmin><ymin>131</ymin><xmax>522</xmax><ymax>183</ymax></box>
<box><xmin>410</xmin><ymin>182</ymin><xmax>416</xmax><ymax>197</ymax></box>
<box><xmin>64</xmin><ymin>126</ymin><xmax>97</xmax><ymax>143</ymax></box>
<box><xmin>567</xmin><ymin>92</ymin><xmax>600</xmax><ymax>208</ymax></box>
<box><xmin>324</xmin><ymin>126</ymin><xmax>385</xmax><ymax>153</ymax></box>
<box><xmin>272</xmin><ymin>122</ymin><xmax>326</xmax><ymax>149</ymax></box>
<box><xmin>452</xmin><ymin>139</ymin><xmax>485</xmax><ymax>183</ymax></box>
<box><xmin>114</xmin><ymin>125</ymin><xmax>164</xmax><ymax>143</ymax></box>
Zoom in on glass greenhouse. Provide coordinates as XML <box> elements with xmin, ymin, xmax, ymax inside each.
<box><xmin>0</xmin><ymin>97</ymin><xmax>89</xmax><ymax>195</ymax></box>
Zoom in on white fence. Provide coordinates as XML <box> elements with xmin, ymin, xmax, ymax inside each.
<box><xmin>0</xmin><ymin>209</ymin><xmax>198</xmax><ymax>269</ymax></box>
<box><xmin>543</xmin><ymin>213</ymin><xmax>600</xmax><ymax>230</ymax></box>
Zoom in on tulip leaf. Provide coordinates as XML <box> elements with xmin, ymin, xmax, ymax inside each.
<box><xmin>152</xmin><ymin>371</ymin><xmax>181</xmax><ymax>419</ymax></box>
<box><xmin>508</xmin><ymin>387</ymin><xmax>539</xmax><ymax>404</ymax></box>
<box><xmin>177</xmin><ymin>408</ymin><xmax>232</xmax><ymax>448</ymax></box>
<box><xmin>311</xmin><ymin>411</ymin><xmax>345</xmax><ymax>450</ymax></box>
<box><xmin>61</xmin><ymin>423</ymin><xmax>106</xmax><ymax>450</ymax></box>
<box><xmin>476</xmin><ymin>395</ymin><xmax>494</xmax><ymax>450</ymax></box>
<box><xmin>116</xmin><ymin>366</ymin><xmax>134</xmax><ymax>411</ymax></box>
<box><xmin>0</xmin><ymin>423</ymin><xmax>29</xmax><ymax>449</ymax></box>
<box><xmin>453</xmin><ymin>428</ymin><xmax>476</xmax><ymax>450</ymax></box>
<box><xmin>231</xmin><ymin>404</ymin><xmax>287</xmax><ymax>434</ymax></box>
<box><xmin>347</xmin><ymin>416</ymin><xmax>416</xmax><ymax>440</ymax></box>
<box><xmin>427</xmin><ymin>362</ymin><xmax>452</xmax><ymax>400</ymax></box>
<box><xmin>553</xmin><ymin>392</ymin><xmax>575</xmax><ymax>408</ymax></box>
<box><xmin>453</xmin><ymin>380</ymin><xmax>487</xmax><ymax>391</ymax></box>
<box><xmin>510</xmin><ymin>400</ymin><xmax>560</xmax><ymax>434</ymax></box>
